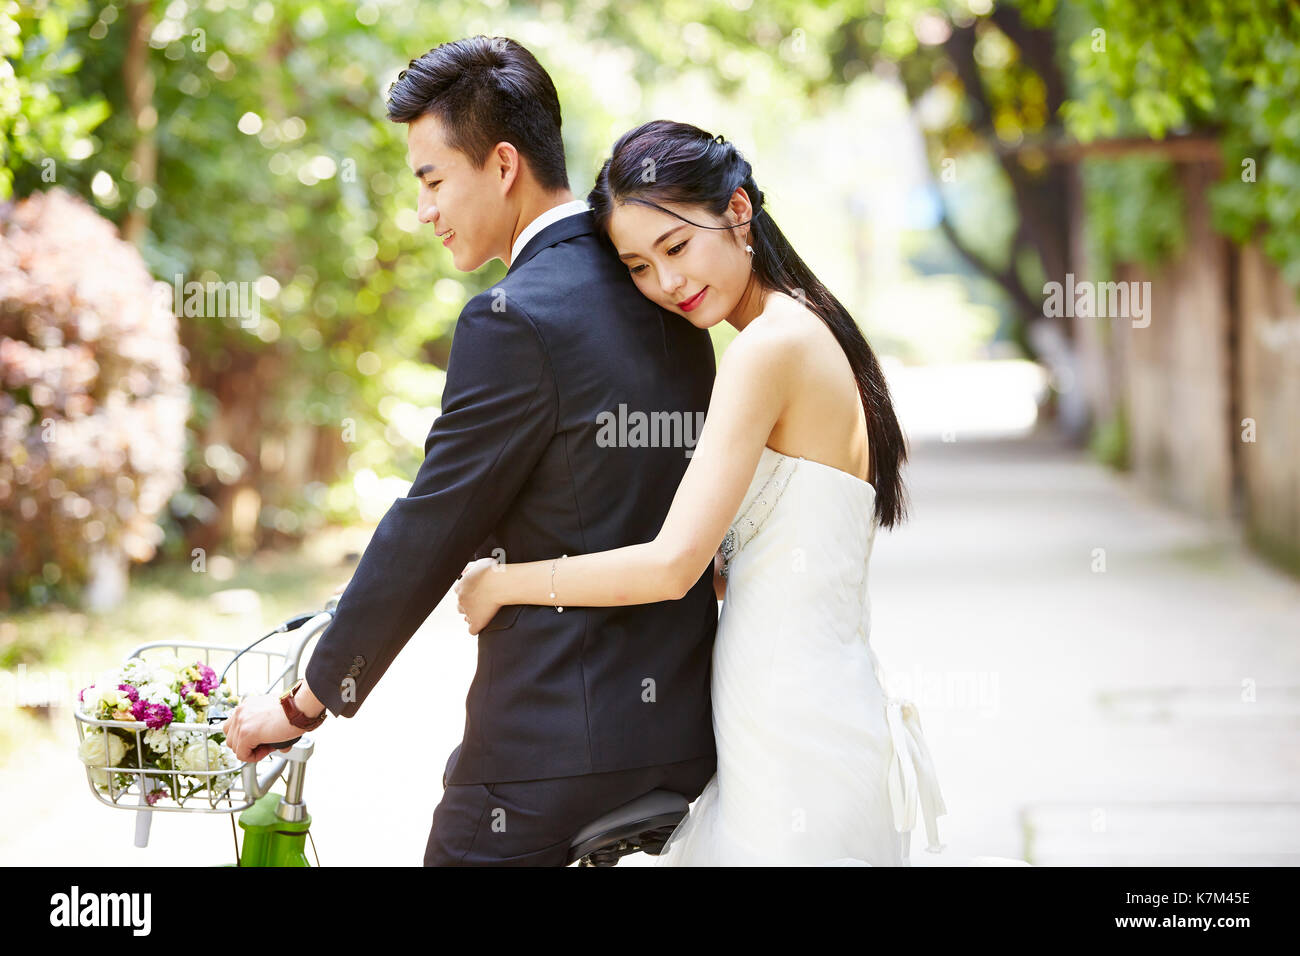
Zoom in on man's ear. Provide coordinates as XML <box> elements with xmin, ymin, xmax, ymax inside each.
<box><xmin>494</xmin><ymin>141</ymin><xmax>521</xmax><ymax>188</ymax></box>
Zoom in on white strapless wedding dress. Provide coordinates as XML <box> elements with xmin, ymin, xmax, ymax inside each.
<box><xmin>654</xmin><ymin>446</ymin><xmax>948</xmax><ymax>867</ymax></box>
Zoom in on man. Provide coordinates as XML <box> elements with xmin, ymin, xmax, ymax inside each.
<box><xmin>221</xmin><ymin>35</ymin><xmax>719</xmax><ymax>865</ymax></box>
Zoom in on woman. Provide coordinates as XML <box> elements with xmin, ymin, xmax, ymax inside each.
<box><xmin>455</xmin><ymin>120</ymin><xmax>945</xmax><ymax>865</ymax></box>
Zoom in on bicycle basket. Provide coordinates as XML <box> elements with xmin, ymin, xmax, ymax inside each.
<box><xmin>72</xmin><ymin>612</ymin><xmax>329</xmax><ymax>817</ymax></box>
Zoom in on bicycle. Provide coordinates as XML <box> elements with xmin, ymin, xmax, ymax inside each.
<box><xmin>74</xmin><ymin>598</ymin><xmax>691</xmax><ymax>866</ymax></box>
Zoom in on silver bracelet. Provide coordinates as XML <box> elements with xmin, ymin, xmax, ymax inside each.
<box><xmin>549</xmin><ymin>554</ymin><xmax>567</xmax><ymax>612</ymax></box>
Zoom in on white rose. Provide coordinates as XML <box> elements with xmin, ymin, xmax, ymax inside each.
<box><xmin>78</xmin><ymin>730</ymin><xmax>128</xmax><ymax>787</ymax></box>
<box><xmin>78</xmin><ymin>729</ymin><xmax>128</xmax><ymax>766</ymax></box>
<box><xmin>81</xmin><ymin>669</ymin><xmax>128</xmax><ymax>713</ymax></box>
<box><xmin>176</xmin><ymin>738</ymin><xmax>236</xmax><ymax>774</ymax></box>
<box><xmin>175</xmin><ymin>738</ymin><xmax>239</xmax><ymax>797</ymax></box>
<box><xmin>79</xmin><ymin>686</ymin><xmax>105</xmax><ymax>714</ymax></box>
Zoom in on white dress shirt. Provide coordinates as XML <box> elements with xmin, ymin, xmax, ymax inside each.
<box><xmin>509</xmin><ymin>198</ymin><xmax>591</xmax><ymax>266</ymax></box>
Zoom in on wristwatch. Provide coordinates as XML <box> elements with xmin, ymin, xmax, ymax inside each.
<box><xmin>279</xmin><ymin>678</ymin><xmax>327</xmax><ymax>731</ymax></box>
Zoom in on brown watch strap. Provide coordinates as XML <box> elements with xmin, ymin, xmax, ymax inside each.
<box><xmin>280</xmin><ymin>678</ymin><xmax>327</xmax><ymax>730</ymax></box>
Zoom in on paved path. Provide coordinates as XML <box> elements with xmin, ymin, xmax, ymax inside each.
<box><xmin>885</xmin><ymin>429</ymin><xmax>1300</xmax><ymax>865</ymax></box>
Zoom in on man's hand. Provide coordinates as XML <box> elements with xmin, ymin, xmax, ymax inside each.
<box><xmin>220</xmin><ymin>693</ymin><xmax>301</xmax><ymax>763</ymax></box>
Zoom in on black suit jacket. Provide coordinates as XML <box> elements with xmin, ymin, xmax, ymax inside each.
<box><xmin>304</xmin><ymin>210</ymin><xmax>720</xmax><ymax>785</ymax></box>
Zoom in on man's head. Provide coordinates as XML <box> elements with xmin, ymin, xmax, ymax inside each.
<box><xmin>387</xmin><ymin>36</ymin><xmax>571</xmax><ymax>271</ymax></box>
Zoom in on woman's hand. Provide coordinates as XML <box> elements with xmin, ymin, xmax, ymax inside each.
<box><xmin>454</xmin><ymin>557</ymin><xmax>502</xmax><ymax>635</ymax></box>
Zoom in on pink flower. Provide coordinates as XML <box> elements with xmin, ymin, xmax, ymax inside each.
<box><xmin>130</xmin><ymin>699</ymin><xmax>173</xmax><ymax>729</ymax></box>
<box><xmin>197</xmin><ymin>663</ymin><xmax>219</xmax><ymax>695</ymax></box>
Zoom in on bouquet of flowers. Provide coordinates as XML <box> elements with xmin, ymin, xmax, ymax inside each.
<box><xmin>75</xmin><ymin>654</ymin><xmax>244</xmax><ymax>805</ymax></box>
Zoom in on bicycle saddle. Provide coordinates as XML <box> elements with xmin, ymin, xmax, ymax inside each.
<box><xmin>567</xmin><ymin>789</ymin><xmax>690</xmax><ymax>866</ymax></box>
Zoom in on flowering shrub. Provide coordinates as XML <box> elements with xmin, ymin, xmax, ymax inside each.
<box><xmin>0</xmin><ymin>188</ymin><xmax>188</xmax><ymax>610</ymax></box>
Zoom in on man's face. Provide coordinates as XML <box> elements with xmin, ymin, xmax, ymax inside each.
<box><xmin>406</xmin><ymin>113</ymin><xmax>509</xmax><ymax>271</ymax></box>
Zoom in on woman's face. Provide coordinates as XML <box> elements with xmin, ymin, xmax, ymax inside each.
<box><xmin>606</xmin><ymin>189</ymin><xmax>755</xmax><ymax>330</ymax></box>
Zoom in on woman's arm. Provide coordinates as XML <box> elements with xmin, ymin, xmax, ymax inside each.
<box><xmin>458</xmin><ymin>323</ymin><xmax>791</xmax><ymax>627</ymax></box>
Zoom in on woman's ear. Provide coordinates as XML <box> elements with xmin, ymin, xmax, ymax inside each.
<box><xmin>728</xmin><ymin>187</ymin><xmax>753</xmax><ymax>239</ymax></box>
<box><xmin>734</xmin><ymin>185</ymin><xmax>752</xmax><ymax>216</ymax></box>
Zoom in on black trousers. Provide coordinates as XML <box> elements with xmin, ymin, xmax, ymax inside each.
<box><xmin>424</xmin><ymin>753</ymin><xmax>716</xmax><ymax>866</ymax></box>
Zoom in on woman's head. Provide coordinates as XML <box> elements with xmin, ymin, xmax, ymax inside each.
<box><xmin>588</xmin><ymin>120</ymin><xmax>913</xmax><ymax>530</ymax></box>
<box><xmin>588</xmin><ymin>121</ymin><xmax>765</xmax><ymax>330</ymax></box>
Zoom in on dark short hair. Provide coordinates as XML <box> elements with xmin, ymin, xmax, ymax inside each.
<box><xmin>386</xmin><ymin>36</ymin><xmax>569</xmax><ymax>192</ymax></box>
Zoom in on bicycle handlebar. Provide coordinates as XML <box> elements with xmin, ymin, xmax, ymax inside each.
<box><xmin>237</xmin><ymin>609</ymin><xmax>333</xmax><ymax>793</ymax></box>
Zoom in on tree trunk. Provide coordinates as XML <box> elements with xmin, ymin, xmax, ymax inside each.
<box><xmin>121</xmin><ymin>1</ymin><xmax>156</xmax><ymax>245</ymax></box>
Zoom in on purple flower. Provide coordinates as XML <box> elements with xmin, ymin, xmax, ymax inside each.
<box><xmin>197</xmin><ymin>664</ymin><xmax>219</xmax><ymax>695</ymax></box>
<box><xmin>145</xmin><ymin>788</ymin><xmax>169</xmax><ymax>806</ymax></box>
<box><xmin>117</xmin><ymin>683</ymin><xmax>139</xmax><ymax>702</ymax></box>
<box><xmin>180</xmin><ymin>681</ymin><xmax>196</xmax><ymax>697</ymax></box>
<box><xmin>130</xmin><ymin>700</ymin><xmax>174</xmax><ymax>729</ymax></box>
<box><xmin>79</xmin><ymin>685</ymin><xmax>90</xmax><ymax>702</ymax></box>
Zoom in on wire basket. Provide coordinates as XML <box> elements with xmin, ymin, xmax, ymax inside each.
<box><xmin>72</xmin><ymin>611</ymin><xmax>331</xmax><ymax>823</ymax></box>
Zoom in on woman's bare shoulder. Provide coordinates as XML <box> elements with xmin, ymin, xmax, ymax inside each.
<box><xmin>737</xmin><ymin>292</ymin><xmax>827</xmax><ymax>357</ymax></box>
<box><xmin>715</xmin><ymin>304</ymin><xmax>805</xmax><ymax>399</ymax></box>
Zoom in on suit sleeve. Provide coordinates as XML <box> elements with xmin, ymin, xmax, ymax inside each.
<box><xmin>304</xmin><ymin>289</ymin><xmax>557</xmax><ymax>717</ymax></box>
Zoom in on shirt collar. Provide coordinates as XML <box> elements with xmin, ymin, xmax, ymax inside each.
<box><xmin>509</xmin><ymin>199</ymin><xmax>592</xmax><ymax>266</ymax></box>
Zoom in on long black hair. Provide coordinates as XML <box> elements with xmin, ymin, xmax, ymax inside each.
<box><xmin>587</xmin><ymin>120</ymin><xmax>910</xmax><ymax>529</ymax></box>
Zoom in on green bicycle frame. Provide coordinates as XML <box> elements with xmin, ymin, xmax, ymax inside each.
<box><xmin>229</xmin><ymin>790</ymin><xmax>312</xmax><ymax>866</ymax></box>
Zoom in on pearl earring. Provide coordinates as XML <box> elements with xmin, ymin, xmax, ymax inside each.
<box><xmin>745</xmin><ymin>244</ymin><xmax>754</xmax><ymax>256</ymax></box>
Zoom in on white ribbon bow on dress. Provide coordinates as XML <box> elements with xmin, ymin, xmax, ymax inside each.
<box><xmin>884</xmin><ymin>696</ymin><xmax>948</xmax><ymax>864</ymax></box>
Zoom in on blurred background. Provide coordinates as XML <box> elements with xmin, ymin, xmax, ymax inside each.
<box><xmin>2</xmin><ymin>0</ymin><xmax>1298</xmax><ymax>866</ymax></box>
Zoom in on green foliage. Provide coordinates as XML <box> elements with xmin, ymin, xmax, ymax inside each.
<box><xmin>1089</xmin><ymin>404</ymin><xmax>1129</xmax><ymax>471</ymax></box>
<box><xmin>0</xmin><ymin>0</ymin><xmax>110</xmax><ymax>199</ymax></box>
<box><xmin>10</xmin><ymin>0</ymin><xmax>1299</xmax><ymax>572</ymax></box>
<box><xmin>0</xmin><ymin>0</ymin><xmax>834</xmax><ymax>565</ymax></box>
<box><xmin>1065</xmin><ymin>0</ymin><xmax>1300</xmax><ymax>290</ymax></box>
<box><xmin>1082</xmin><ymin>157</ymin><xmax>1186</xmax><ymax>279</ymax></box>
